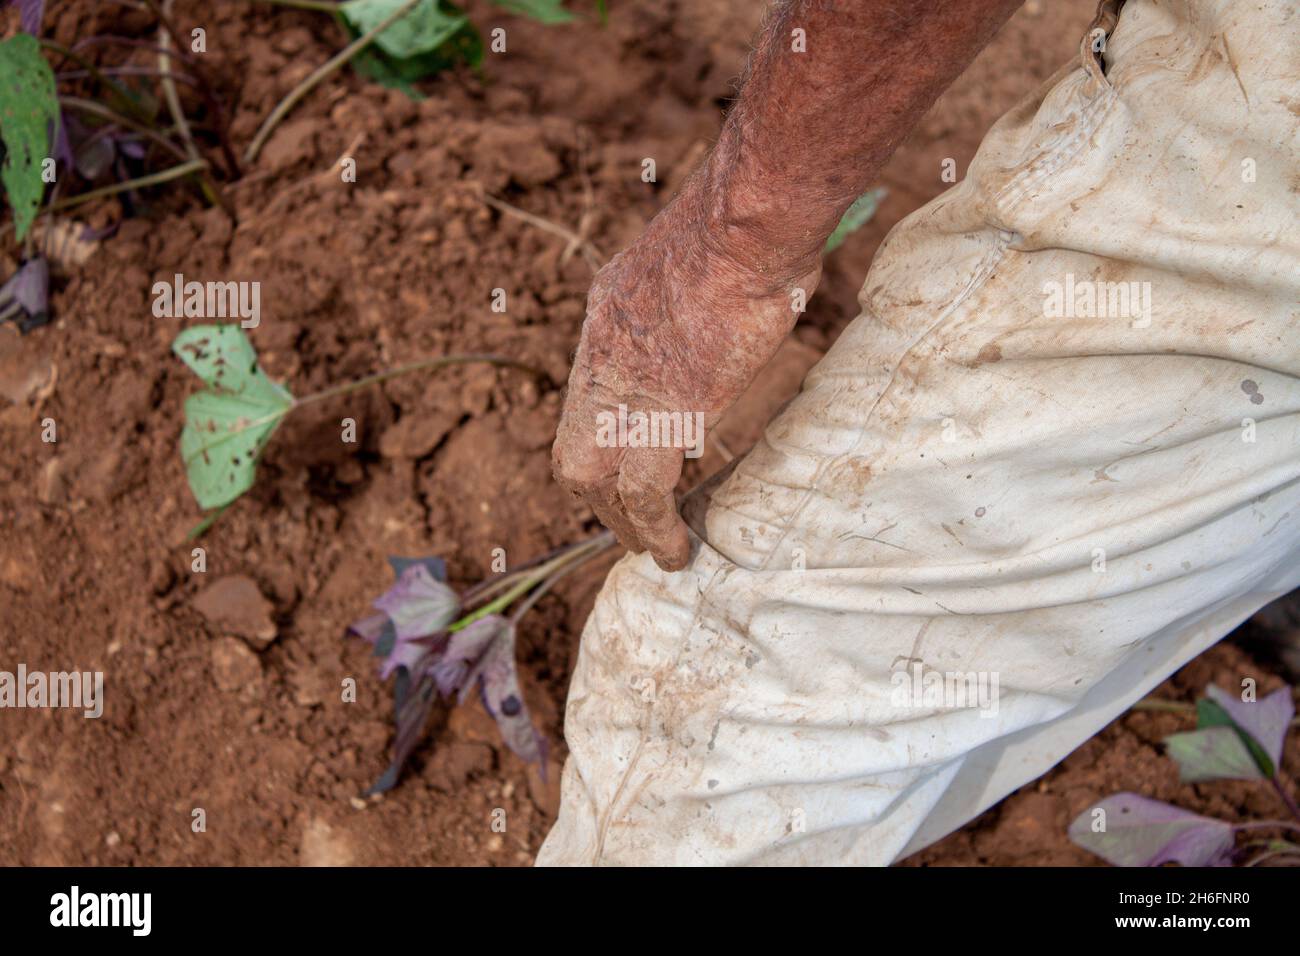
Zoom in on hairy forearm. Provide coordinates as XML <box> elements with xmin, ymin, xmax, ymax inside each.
<box><xmin>687</xmin><ymin>0</ymin><xmax>1023</xmax><ymax>285</ymax></box>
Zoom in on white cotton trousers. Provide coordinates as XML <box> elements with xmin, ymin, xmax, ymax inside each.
<box><xmin>538</xmin><ymin>0</ymin><xmax>1300</xmax><ymax>865</ymax></box>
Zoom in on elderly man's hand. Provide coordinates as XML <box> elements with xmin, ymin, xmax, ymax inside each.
<box><xmin>552</xmin><ymin>187</ymin><xmax>820</xmax><ymax>571</ymax></box>
<box><xmin>553</xmin><ymin>0</ymin><xmax>1025</xmax><ymax>571</ymax></box>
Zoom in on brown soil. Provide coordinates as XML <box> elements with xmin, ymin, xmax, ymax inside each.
<box><xmin>2</xmin><ymin>0</ymin><xmax>1294</xmax><ymax>867</ymax></box>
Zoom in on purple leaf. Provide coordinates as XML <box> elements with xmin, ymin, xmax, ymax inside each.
<box><xmin>12</xmin><ymin>0</ymin><xmax>44</xmax><ymax>34</ymax></box>
<box><xmin>0</xmin><ymin>257</ymin><xmax>50</xmax><ymax>333</ymax></box>
<box><xmin>372</xmin><ymin>561</ymin><xmax>459</xmax><ymax>641</ymax></box>
<box><xmin>348</xmin><ymin>611</ymin><xmax>390</xmax><ymax>646</ymax></box>
<box><xmin>1068</xmin><ymin>793</ymin><xmax>1236</xmax><ymax>867</ymax></box>
<box><xmin>388</xmin><ymin>556</ymin><xmax>447</xmax><ymax>581</ymax></box>
<box><xmin>75</xmin><ymin>133</ymin><xmax>116</xmax><ymax>180</ymax></box>
<box><xmin>430</xmin><ymin>615</ymin><xmax>506</xmax><ymax>699</ymax></box>
<box><xmin>1165</xmin><ymin>726</ymin><xmax>1263</xmax><ymax>783</ymax></box>
<box><xmin>368</xmin><ymin>669</ymin><xmax>438</xmax><ymax>795</ymax></box>
<box><xmin>117</xmin><ymin>138</ymin><xmax>146</xmax><ymax>161</ymax></box>
<box><xmin>52</xmin><ymin>110</ymin><xmax>73</xmax><ymax>171</ymax></box>
<box><xmin>1206</xmin><ymin>684</ymin><xmax>1293</xmax><ymax>774</ymax></box>
<box><xmin>348</xmin><ymin>558</ymin><xmax>549</xmax><ymax>793</ymax></box>
<box><xmin>465</xmin><ymin>627</ymin><xmax>547</xmax><ymax>768</ymax></box>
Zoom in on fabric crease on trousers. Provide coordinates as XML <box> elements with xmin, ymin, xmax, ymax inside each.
<box><xmin>537</xmin><ymin>0</ymin><xmax>1300</xmax><ymax>866</ymax></box>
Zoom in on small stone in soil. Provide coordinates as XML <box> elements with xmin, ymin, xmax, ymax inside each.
<box><xmin>209</xmin><ymin>637</ymin><xmax>263</xmax><ymax>693</ymax></box>
<box><xmin>193</xmin><ymin>575</ymin><xmax>278</xmax><ymax>649</ymax></box>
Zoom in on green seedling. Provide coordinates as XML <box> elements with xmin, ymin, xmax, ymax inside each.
<box><xmin>172</xmin><ymin>323</ymin><xmax>540</xmax><ymax>537</ymax></box>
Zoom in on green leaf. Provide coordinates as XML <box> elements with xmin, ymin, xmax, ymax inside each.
<box><xmin>1201</xmin><ymin>685</ymin><xmax>1292</xmax><ymax>778</ymax></box>
<box><xmin>340</xmin><ymin>0</ymin><xmax>469</xmax><ymax>59</ymax></box>
<box><xmin>490</xmin><ymin>0</ymin><xmax>575</xmax><ymax>25</ymax></box>
<box><xmin>337</xmin><ymin>0</ymin><xmax>481</xmax><ymax>94</ymax></box>
<box><xmin>1165</xmin><ymin>725</ymin><xmax>1263</xmax><ymax>783</ymax></box>
<box><xmin>172</xmin><ymin>324</ymin><xmax>294</xmax><ymax>511</ymax></box>
<box><xmin>1195</xmin><ymin>697</ymin><xmax>1276</xmax><ymax>777</ymax></box>
<box><xmin>0</xmin><ymin>34</ymin><xmax>58</xmax><ymax>242</ymax></box>
<box><xmin>825</xmin><ymin>188</ymin><xmax>886</xmax><ymax>254</ymax></box>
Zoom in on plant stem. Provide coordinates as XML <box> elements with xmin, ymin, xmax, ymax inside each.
<box><xmin>509</xmin><ymin>532</ymin><xmax>616</xmax><ymax>624</ymax></box>
<box><xmin>58</xmin><ymin>66</ymin><xmax>198</xmax><ymax>84</ymax></box>
<box><xmin>292</xmin><ymin>353</ymin><xmax>547</xmax><ymax>408</ymax></box>
<box><xmin>38</xmin><ymin>39</ymin><xmax>158</xmax><ymax>126</ymax></box>
<box><xmin>157</xmin><ymin>0</ymin><xmax>223</xmax><ymax>210</ymax></box>
<box><xmin>244</xmin><ymin>0</ymin><xmax>422</xmax><ymax>164</ymax></box>
<box><xmin>58</xmin><ymin>95</ymin><xmax>191</xmax><ymax>164</ymax></box>
<box><xmin>1271</xmin><ymin>775</ymin><xmax>1300</xmax><ymax>824</ymax></box>
<box><xmin>461</xmin><ymin>542</ymin><xmax>573</xmax><ymax>607</ymax></box>
<box><xmin>143</xmin><ymin>0</ymin><xmax>244</xmax><ymax>178</ymax></box>
<box><xmin>1234</xmin><ymin>819</ymin><xmax>1300</xmax><ymax>836</ymax></box>
<box><xmin>453</xmin><ymin>561</ymin><xmax>562</xmax><ymax>631</ymax></box>
<box><xmin>187</xmin><ymin>501</ymin><xmax>232</xmax><ymax>540</ymax></box>
<box><xmin>1243</xmin><ymin>847</ymin><xmax>1300</xmax><ymax>867</ymax></box>
<box><xmin>45</xmin><ymin>159</ymin><xmax>209</xmax><ymax>213</ymax></box>
<box><xmin>1130</xmin><ymin>698</ymin><xmax>1195</xmax><ymax>716</ymax></box>
<box><xmin>66</xmin><ymin>32</ymin><xmax>241</xmax><ymax>176</ymax></box>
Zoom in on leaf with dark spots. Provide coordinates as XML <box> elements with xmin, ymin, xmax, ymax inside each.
<box><xmin>172</xmin><ymin>324</ymin><xmax>294</xmax><ymax>510</ymax></box>
<box><xmin>461</xmin><ymin>621</ymin><xmax>547</xmax><ymax>769</ymax></box>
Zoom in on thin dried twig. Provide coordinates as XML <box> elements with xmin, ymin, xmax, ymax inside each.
<box><xmin>244</xmin><ymin>0</ymin><xmax>421</xmax><ymax>164</ymax></box>
<box><xmin>157</xmin><ymin>0</ymin><xmax>230</xmax><ymax>212</ymax></box>
<box><xmin>235</xmin><ymin>133</ymin><xmax>365</xmax><ymax>218</ymax></box>
<box><xmin>480</xmin><ymin>193</ymin><xmax>604</xmax><ymax>272</ymax></box>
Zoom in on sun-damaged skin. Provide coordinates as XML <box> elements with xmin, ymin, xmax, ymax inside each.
<box><xmin>553</xmin><ymin>0</ymin><xmax>1025</xmax><ymax>571</ymax></box>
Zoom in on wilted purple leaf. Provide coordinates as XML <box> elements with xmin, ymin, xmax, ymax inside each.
<box><xmin>1205</xmin><ymin>684</ymin><xmax>1293</xmax><ymax>775</ymax></box>
<box><xmin>349</xmin><ymin>612</ymin><xmax>447</xmax><ymax>680</ymax></box>
<box><xmin>348</xmin><ymin>610</ymin><xmax>390</xmax><ymax>647</ymax></box>
<box><xmin>372</xmin><ymin>562</ymin><xmax>459</xmax><ymax>641</ymax></box>
<box><xmin>12</xmin><ymin>0</ymin><xmax>44</xmax><ymax>34</ymax></box>
<box><xmin>388</xmin><ymin>556</ymin><xmax>447</xmax><ymax>581</ymax></box>
<box><xmin>465</xmin><ymin>628</ymin><xmax>547</xmax><ymax>769</ymax></box>
<box><xmin>1165</xmin><ymin>726</ymin><xmax>1263</xmax><ymax>783</ymax></box>
<box><xmin>74</xmin><ymin>133</ymin><xmax>117</xmax><ymax>179</ymax></box>
<box><xmin>0</xmin><ymin>257</ymin><xmax>49</xmax><ymax>333</ymax></box>
<box><xmin>431</xmin><ymin>615</ymin><xmax>507</xmax><ymax>699</ymax></box>
<box><xmin>349</xmin><ymin>557</ymin><xmax>548</xmax><ymax>792</ymax></box>
<box><xmin>368</xmin><ymin>669</ymin><xmax>438</xmax><ymax>795</ymax></box>
<box><xmin>1068</xmin><ymin>793</ymin><xmax>1236</xmax><ymax>867</ymax></box>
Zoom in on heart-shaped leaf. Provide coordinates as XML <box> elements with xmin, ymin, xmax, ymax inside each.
<box><xmin>1165</xmin><ymin>726</ymin><xmax>1263</xmax><ymax>783</ymax></box>
<box><xmin>173</xmin><ymin>324</ymin><xmax>294</xmax><ymax>510</ymax></box>
<box><xmin>372</xmin><ymin>561</ymin><xmax>460</xmax><ymax>642</ymax></box>
<box><xmin>1203</xmin><ymin>684</ymin><xmax>1293</xmax><ymax>778</ymax></box>
<box><xmin>1068</xmin><ymin>793</ymin><xmax>1236</xmax><ymax>867</ymax></box>
<box><xmin>0</xmin><ymin>33</ymin><xmax>58</xmax><ymax>241</ymax></box>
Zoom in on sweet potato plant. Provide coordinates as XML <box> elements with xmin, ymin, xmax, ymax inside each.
<box><xmin>1070</xmin><ymin>682</ymin><xmax>1300</xmax><ymax>867</ymax></box>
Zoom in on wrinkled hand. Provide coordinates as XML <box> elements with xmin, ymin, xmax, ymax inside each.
<box><xmin>552</xmin><ymin>196</ymin><xmax>820</xmax><ymax>571</ymax></box>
